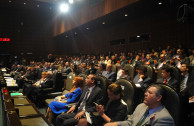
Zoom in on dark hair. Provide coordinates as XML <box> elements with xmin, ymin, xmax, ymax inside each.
<box><xmin>90</xmin><ymin>74</ymin><xmax>97</xmax><ymax>85</ymax></box>
<box><xmin>161</xmin><ymin>65</ymin><xmax>173</xmax><ymax>77</ymax></box>
<box><xmin>101</xmin><ymin>63</ymin><xmax>106</xmax><ymax>70</ymax></box>
<box><xmin>108</xmin><ymin>83</ymin><xmax>124</xmax><ymax>98</ymax></box>
<box><xmin>138</xmin><ymin>65</ymin><xmax>147</xmax><ymax>73</ymax></box>
<box><xmin>124</xmin><ymin>69</ymin><xmax>129</xmax><ymax>75</ymax></box>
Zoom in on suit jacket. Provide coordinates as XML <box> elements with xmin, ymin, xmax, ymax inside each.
<box><xmin>179</xmin><ymin>74</ymin><xmax>193</xmax><ymax>96</ymax></box>
<box><xmin>40</xmin><ymin>78</ymin><xmax>53</xmax><ymax>88</ymax></box>
<box><xmin>156</xmin><ymin>78</ymin><xmax>179</xmax><ymax>92</ymax></box>
<box><xmin>119</xmin><ymin>103</ymin><xmax>175</xmax><ymax>126</ymax></box>
<box><xmin>133</xmin><ymin>74</ymin><xmax>153</xmax><ymax>88</ymax></box>
<box><xmin>75</xmin><ymin>86</ymin><xmax>102</xmax><ymax>113</ymax></box>
<box><xmin>102</xmin><ymin>71</ymin><xmax>117</xmax><ymax>82</ymax></box>
<box><xmin>121</xmin><ymin>60</ymin><xmax>129</xmax><ymax>68</ymax></box>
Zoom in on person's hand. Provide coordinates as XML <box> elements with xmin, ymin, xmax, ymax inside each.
<box><xmin>104</xmin><ymin>122</ymin><xmax>119</xmax><ymax>126</ymax></box>
<box><xmin>32</xmin><ymin>83</ymin><xmax>36</xmax><ymax>86</ymax></box>
<box><xmin>74</xmin><ymin>110</ymin><xmax>85</xmax><ymax>120</ymax></box>
<box><xmin>140</xmin><ymin>75</ymin><xmax>144</xmax><ymax>79</ymax></box>
<box><xmin>67</xmin><ymin>105</ymin><xmax>75</xmax><ymax>114</ymax></box>
<box><xmin>58</xmin><ymin>96</ymin><xmax>62</xmax><ymax>102</ymax></box>
<box><xmin>96</xmin><ymin>105</ymin><xmax>104</xmax><ymax>116</ymax></box>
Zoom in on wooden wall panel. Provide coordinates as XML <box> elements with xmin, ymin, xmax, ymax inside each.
<box><xmin>53</xmin><ymin>0</ymin><xmax>139</xmax><ymax>36</ymax></box>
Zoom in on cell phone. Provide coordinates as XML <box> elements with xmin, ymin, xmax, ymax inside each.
<box><xmin>93</xmin><ymin>102</ymin><xmax>98</xmax><ymax>106</ymax></box>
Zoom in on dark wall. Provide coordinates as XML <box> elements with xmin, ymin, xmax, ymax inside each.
<box><xmin>0</xmin><ymin>3</ymin><xmax>55</xmax><ymax>59</ymax></box>
<box><xmin>67</xmin><ymin>2</ymin><xmax>194</xmax><ymax>55</ymax></box>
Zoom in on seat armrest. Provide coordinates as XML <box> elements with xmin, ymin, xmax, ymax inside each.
<box><xmin>46</xmin><ymin>92</ymin><xmax>63</xmax><ymax>98</ymax></box>
<box><xmin>65</xmin><ymin>102</ymin><xmax>77</xmax><ymax>109</ymax></box>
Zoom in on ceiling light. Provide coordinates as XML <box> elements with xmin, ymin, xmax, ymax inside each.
<box><xmin>124</xmin><ymin>14</ymin><xmax>128</xmax><ymax>17</ymax></box>
<box><xmin>102</xmin><ymin>21</ymin><xmax>105</xmax><ymax>24</ymax></box>
<box><xmin>86</xmin><ymin>27</ymin><xmax>89</xmax><ymax>30</ymax></box>
<box><xmin>24</xmin><ymin>3</ymin><xmax>26</xmax><ymax>5</ymax></box>
<box><xmin>69</xmin><ymin>0</ymin><xmax>74</xmax><ymax>4</ymax></box>
<box><xmin>158</xmin><ymin>2</ymin><xmax>162</xmax><ymax>5</ymax></box>
<box><xmin>9</xmin><ymin>0</ymin><xmax>11</xmax><ymax>3</ymax></box>
<box><xmin>37</xmin><ymin>5</ymin><xmax>40</xmax><ymax>7</ymax></box>
<box><xmin>137</xmin><ymin>35</ymin><xmax>140</xmax><ymax>38</ymax></box>
<box><xmin>60</xmin><ymin>3</ymin><xmax>69</xmax><ymax>13</ymax></box>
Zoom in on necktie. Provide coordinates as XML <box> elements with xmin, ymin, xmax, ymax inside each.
<box><xmin>78</xmin><ymin>89</ymin><xmax>90</xmax><ymax>112</ymax></box>
<box><xmin>180</xmin><ymin>76</ymin><xmax>186</xmax><ymax>92</ymax></box>
<box><xmin>136</xmin><ymin>109</ymin><xmax>149</xmax><ymax>126</ymax></box>
<box><xmin>163</xmin><ymin>79</ymin><xmax>167</xmax><ymax>84</ymax></box>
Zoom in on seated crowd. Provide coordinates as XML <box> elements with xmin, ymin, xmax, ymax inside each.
<box><xmin>5</xmin><ymin>46</ymin><xmax>194</xmax><ymax>126</ymax></box>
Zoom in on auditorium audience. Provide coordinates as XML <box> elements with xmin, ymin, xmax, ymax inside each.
<box><xmin>179</xmin><ymin>62</ymin><xmax>193</xmax><ymax>125</ymax></box>
<box><xmin>142</xmin><ymin>54</ymin><xmax>154</xmax><ymax>66</ymax></box>
<box><xmin>23</xmin><ymin>71</ymin><xmax>53</xmax><ymax>104</ymax></box>
<box><xmin>156</xmin><ymin>65</ymin><xmax>179</xmax><ymax>91</ymax></box>
<box><xmin>4</xmin><ymin>45</ymin><xmax>194</xmax><ymax>126</ymax></box>
<box><xmin>102</xmin><ymin>63</ymin><xmax>117</xmax><ymax>82</ymax></box>
<box><xmin>154</xmin><ymin>53</ymin><xmax>170</xmax><ymax>70</ymax></box>
<box><xmin>116</xmin><ymin>63</ymin><xmax>122</xmax><ymax>80</ymax></box>
<box><xmin>105</xmin><ymin>56</ymin><xmax>112</xmax><ymax>65</ymax></box>
<box><xmin>56</xmin><ymin>74</ymin><xmax>103</xmax><ymax>126</ymax></box>
<box><xmin>45</xmin><ymin>77</ymin><xmax>83</xmax><ymax>123</ymax></box>
<box><xmin>77</xmin><ymin>83</ymin><xmax>128</xmax><ymax>126</ymax></box>
<box><xmin>133</xmin><ymin>65</ymin><xmax>153</xmax><ymax>89</ymax></box>
<box><xmin>120</xmin><ymin>69</ymin><xmax>131</xmax><ymax>81</ymax></box>
<box><xmin>120</xmin><ymin>56</ymin><xmax>128</xmax><ymax>69</ymax></box>
<box><xmin>104</xmin><ymin>84</ymin><xmax>175</xmax><ymax>126</ymax></box>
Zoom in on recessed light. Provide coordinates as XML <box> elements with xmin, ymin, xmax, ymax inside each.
<box><xmin>86</xmin><ymin>27</ymin><xmax>90</xmax><ymax>30</ymax></box>
<box><xmin>158</xmin><ymin>2</ymin><xmax>162</xmax><ymax>5</ymax></box>
<box><xmin>24</xmin><ymin>3</ymin><xmax>26</xmax><ymax>5</ymax></box>
<box><xmin>9</xmin><ymin>0</ymin><xmax>11</xmax><ymax>3</ymax></box>
<box><xmin>102</xmin><ymin>21</ymin><xmax>105</xmax><ymax>24</ymax></box>
<box><xmin>65</xmin><ymin>35</ymin><xmax>68</xmax><ymax>38</ymax></box>
<box><xmin>124</xmin><ymin>14</ymin><xmax>128</xmax><ymax>17</ymax></box>
<box><xmin>37</xmin><ymin>5</ymin><xmax>39</xmax><ymax>7</ymax></box>
<box><xmin>137</xmin><ymin>35</ymin><xmax>140</xmax><ymax>38</ymax></box>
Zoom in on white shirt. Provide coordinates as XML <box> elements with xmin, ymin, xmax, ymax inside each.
<box><xmin>117</xmin><ymin>69</ymin><xmax>122</xmax><ymax>80</ymax></box>
<box><xmin>182</xmin><ymin>73</ymin><xmax>189</xmax><ymax>90</ymax></box>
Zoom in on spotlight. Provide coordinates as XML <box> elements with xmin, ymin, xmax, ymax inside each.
<box><xmin>69</xmin><ymin>0</ymin><xmax>74</xmax><ymax>4</ymax></box>
<box><xmin>60</xmin><ymin>3</ymin><xmax>69</xmax><ymax>13</ymax></box>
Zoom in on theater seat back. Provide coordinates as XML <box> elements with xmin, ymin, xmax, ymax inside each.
<box><xmin>123</xmin><ymin>64</ymin><xmax>135</xmax><ymax>80</ymax></box>
<box><xmin>115</xmin><ymin>79</ymin><xmax>134</xmax><ymax>114</ymax></box>
<box><xmin>158</xmin><ymin>83</ymin><xmax>180</xmax><ymax>126</ymax></box>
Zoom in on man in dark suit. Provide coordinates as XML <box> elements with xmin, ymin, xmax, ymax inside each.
<box><xmin>142</xmin><ymin>54</ymin><xmax>154</xmax><ymax>67</ymax></box>
<box><xmin>24</xmin><ymin>71</ymin><xmax>53</xmax><ymax>99</ymax></box>
<box><xmin>154</xmin><ymin>54</ymin><xmax>170</xmax><ymax>70</ymax></box>
<box><xmin>120</xmin><ymin>56</ymin><xmax>128</xmax><ymax>69</ymax></box>
<box><xmin>133</xmin><ymin>66</ymin><xmax>153</xmax><ymax>89</ymax></box>
<box><xmin>56</xmin><ymin>74</ymin><xmax>102</xmax><ymax>126</ymax></box>
<box><xmin>156</xmin><ymin>65</ymin><xmax>179</xmax><ymax>91</ymax></box>
<box><xmin>102</xmin><ymin>64</ymin><xmax>117</xmax><ymax>82</ymax></box>
<box><xmin>179</xmin><ymin>63</ymin><xmax>194</xmax><ymax>125</ymax></box>
<box><xmin>131</xmin><ymin>54</ymin><xmax>142</xmax><ymax>67</ymax></box>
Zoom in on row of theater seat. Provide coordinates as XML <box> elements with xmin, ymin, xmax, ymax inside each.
<box><xmin>1</xmin><ymin>86</ymin><xmax>52</xmax><ymax>126</ymax></box>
